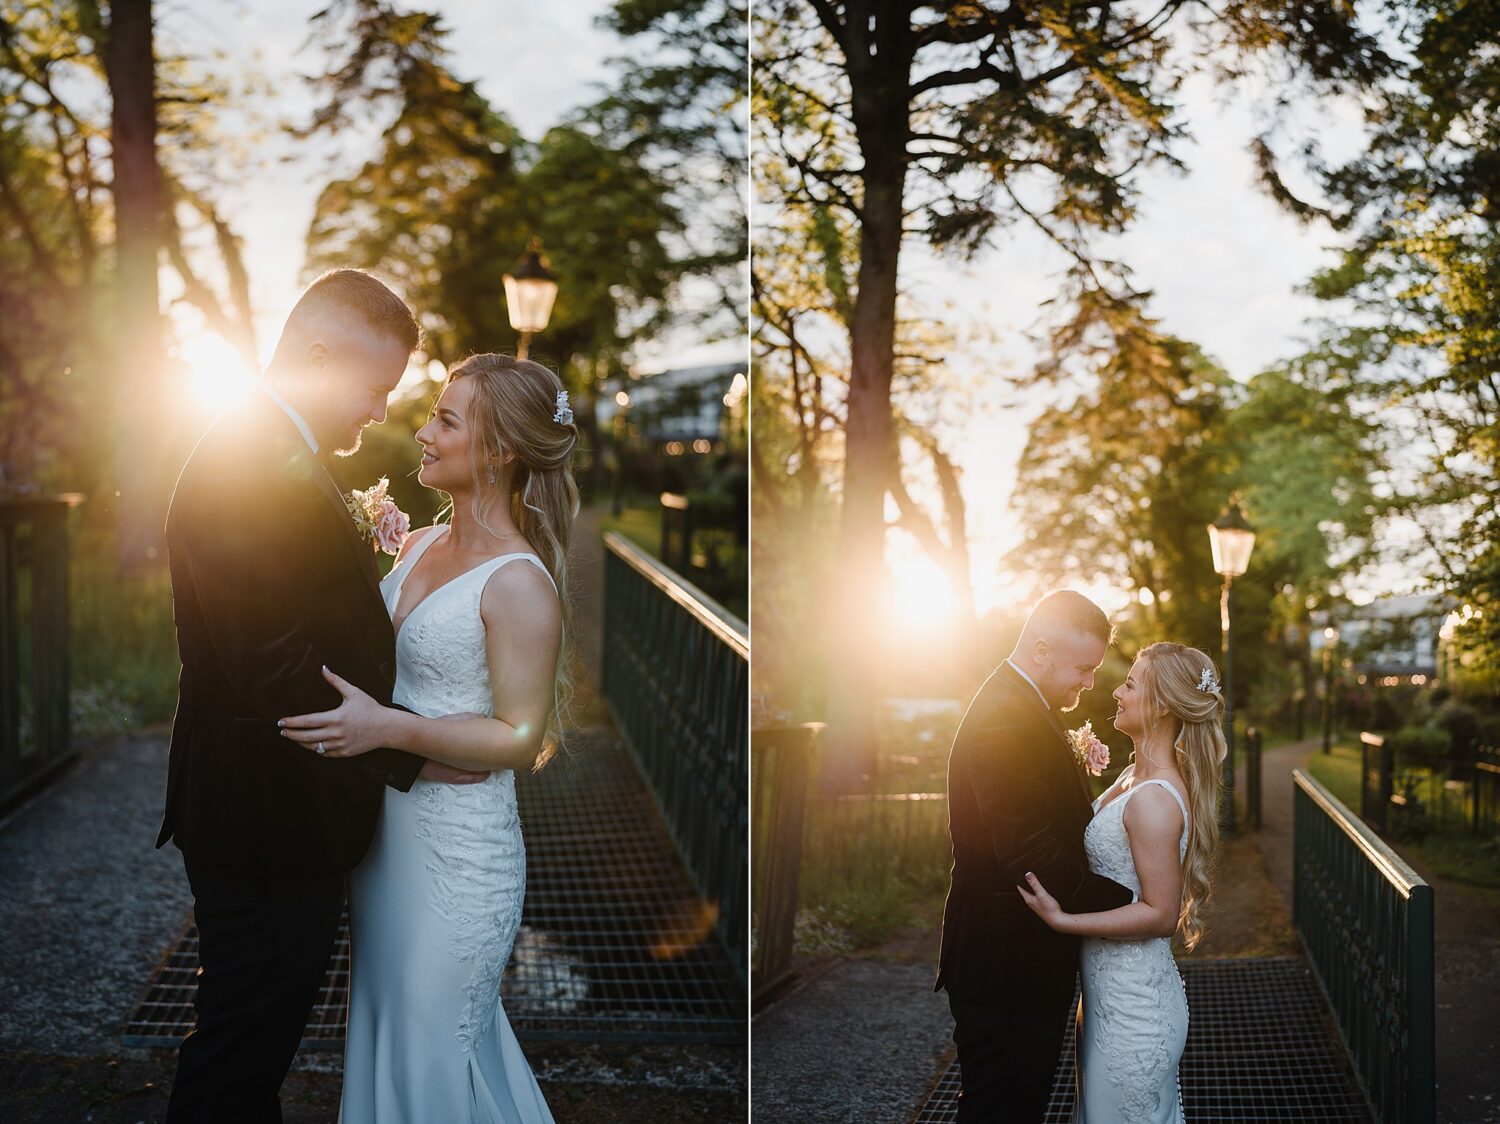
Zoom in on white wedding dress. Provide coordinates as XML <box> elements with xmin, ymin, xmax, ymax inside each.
<box><xmin>1074</xmin><ymin>766</ymin><xmax>1189</xmax><ymax>1123</ymax></box>
<box><xmin>340</xmin><ymin>526</ymin><xmax>555</xmax><ymax>1123</ymax></box>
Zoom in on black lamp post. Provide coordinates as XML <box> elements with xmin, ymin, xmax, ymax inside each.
<box><xmin>1207</xmin><ymin>495</ymin><xmax>1256</xmax><ymax>834</ymax></box>
<box><xmin>1321</xmin><ymin>626</ymin><xmax>1339</xmax><ymax>754</ymax></box>
<box><xmin>502</xmin><ymin>238</ymin><xmax>559</xmax><ymax>360</ymax></box>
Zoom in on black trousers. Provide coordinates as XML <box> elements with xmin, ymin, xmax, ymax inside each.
<box><xmin>165</xmin><ymin>853</ymin><xmax>344</xmax><ymax>1124</ymax></box>
<box><xmin>948</xmin><ymin>993</ymin><xmax>1074</xmax><ymax>1123</ymax></box>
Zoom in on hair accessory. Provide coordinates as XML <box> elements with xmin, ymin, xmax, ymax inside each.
<box><xmin>1197</xmin><ymin>666</ymin><xmax>1221</xmax><ymax>694</ymax></box>
<box><xmin>552</xmin><ymin>389</ymin><xmax>573</xmax><ymax>426</ymax></box>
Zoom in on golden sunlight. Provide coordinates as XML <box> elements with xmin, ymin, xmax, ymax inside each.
<box><xmin>886</xmin><ymin>541</ymin><xmax>958</xmax><ymax>634</ymax></box>
<box><xmin>180</xmin><ymin>331</ymin><xmax>255</xmax><ymax>415</ymax></box>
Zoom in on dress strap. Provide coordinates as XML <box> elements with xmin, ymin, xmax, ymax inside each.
<box><xmin>1129</xmin><ymin>778</ymin><xmax>1190</xmax><ymax>841</ymax></box>
<box><xmin>474</xmin><ymin>552</ymin><xmax>558</xmax><ymax>596</ymax></box>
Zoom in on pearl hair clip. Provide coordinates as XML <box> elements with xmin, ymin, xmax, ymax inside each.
<box><xmin>552</xmin><ymin>389</ymin><xmax>574</xmax><ymax>426</ymax></box>
<box><xmin>1197</xmin><ymin>667</ymin><xmax>1221</xmax><ymax>694</ymax></box>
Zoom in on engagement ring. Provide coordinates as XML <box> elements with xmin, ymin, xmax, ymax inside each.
<box><xmin>316</xmin><ymin>741</ymin><xmax>326</xmax><ymax>755</ymax></box>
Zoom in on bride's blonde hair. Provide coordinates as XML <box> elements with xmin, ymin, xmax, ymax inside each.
<box><xmin>1135</xmin><ymin>642</ymin><xmax>1226</xmax><ymax>951</ymax></box>
<box><xmin>445</xmin><ymin>353</ymin><xmax>580</xmax><ymax>764</ymax></box>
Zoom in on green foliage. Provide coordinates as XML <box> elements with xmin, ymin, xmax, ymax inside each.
<box><xmin>298</xmin><ymin>0</ymin><xmax>693</xmax><ymax>393</ymax></box>
<box><xmin>592</xmin><ymin>0</ymin><xmax>747</xmax><ymax>337</ymax></box>
<box><xmin>1</xmin><ymin>0</ymin><xmax>255</xmax><ymax>499</ymax></box>
<box><xmin>1434</xmin><ymin>699</ymin><xmax>1484</xmax><ymax>761</ymax></box>
<box><xmin>1262</xmin><ymin>0</ymin><xmax>1500</xmax><ymax>679</ymax></box>
<box><xmin>67</xmin><ymin>511</ymin><xmax>179</xmax><ymax>728</ymax></box>
<box><xmin>795</xmin><ymin>794</ymin><xmax>950</xmax><ymax>952</ymax></box>
<box><xmin>1391</xmin><ymin>724</ymin><xmax>1452</xmax><ymax>772</ymax></box>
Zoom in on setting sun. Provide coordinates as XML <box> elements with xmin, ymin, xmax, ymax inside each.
<box><xmin>179</xmin><ymin>331</ymin><xmax>255</xmax><ymax>416</ymax></box>
<box><xmin>886</xmin><ymin>540</ymin><xmax>958</xmax><ymax>634</ymax></box>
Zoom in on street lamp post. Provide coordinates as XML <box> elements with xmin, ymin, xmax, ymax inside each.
<box><xmin>1207</xmin><ymin>495</ymin><xmax>1256</xmax><ymax>835</ymax></box>
<box><xmin>503</xmin><ymin>238</ymin><xmax>559</xmax><ymax>360</ymax></box>
<box><xmin>611</xmin><ymin>389</ymin><xmax>631</xmax><ymax>517</ymax></box>
<box><xmin>1322</xmin><ymin>625</ymin><xmax>1339</xmax><ymax>754</ymax></box>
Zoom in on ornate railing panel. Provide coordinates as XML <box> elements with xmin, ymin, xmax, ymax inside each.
<box><xmin>1293</xmin><ymin>769</ymin><xmax>1435</xmax><ymax>1124</ymax></box>
<box><xmin>600</xmin><ymin>531</ymin><xmax>748</xmax><ymax>986</ymax></box>
<box><xmin>1</xmin><ymin>495</ymin><xmax>83</xmax><ymax>812</ymax></box>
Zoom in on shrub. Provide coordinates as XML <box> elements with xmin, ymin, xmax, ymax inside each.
<box><xmin>1390</xmin><ymin>724</ymin><xmax>1450</xmax><ymax>770</ymax></box>
<box><xmin>1434</xmin><ymin>701</ymin><xmax>1483</xmax><ymax>767</ymax></box>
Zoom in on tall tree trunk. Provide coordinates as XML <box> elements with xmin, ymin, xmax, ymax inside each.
<box><xmin>821</xmin><ymin>6</ymin><xmax>913</xmax><ymax>792</ymax></box>
<box><xmin>105</xmin><ymin>0</ymin><xmax>166</xmax><ymax>567</ymax></box>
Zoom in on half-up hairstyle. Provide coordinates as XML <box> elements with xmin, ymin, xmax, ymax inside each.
<box><xmin>1135</xmin><ymin>642</ymin><xmax>1227</xmax><ymax>951</ymax></box>
<box><xmin>446</xmin><ymin>353</ymin><xmax>580</xmax><ymax>762</ymax></box>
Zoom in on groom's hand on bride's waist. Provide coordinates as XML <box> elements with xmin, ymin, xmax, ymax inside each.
<box><xmin>419</xmin><ymin>712</ymin><xmax>490</xmax><ymax>784</ymax></box>
<box><xmin>418</xmin><ymin>759</ymin><xmax>490</xmax><ymax>785</ymax></box>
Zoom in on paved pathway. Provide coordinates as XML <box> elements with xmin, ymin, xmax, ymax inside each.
<box><xmin>1251</xmin><ymin>737</ymin><xmax>1318</xmax><ymax>906</ymax></box>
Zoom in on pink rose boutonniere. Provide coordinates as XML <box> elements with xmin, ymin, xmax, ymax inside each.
<box><xmin>345</xmin><ymin>477</ymin><xmax>409</xmax><ymax>556</ymax></box>
<box><xmin>1067</xmin><ymin>720</ymin><xmax>1111</xmax><ymax>777</ymax></box>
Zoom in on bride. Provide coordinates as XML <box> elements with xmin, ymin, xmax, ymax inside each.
<box><xmin>1018</xmin><ymin>642</ymin><xmax>1225</xmax><ymax>1123</ymax></box>
<box><xmin>279</xmin><ymin>353</ymin><xmax>577</xmax><ymax>1122</ymax></box>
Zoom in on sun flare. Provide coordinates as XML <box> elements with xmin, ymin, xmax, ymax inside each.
<box><xmin>180</xmin><ymin>331</ymin><xmax>255</xmax><ymax>415</ymax></box>
<box><xmin>886</xmin><ymin>543</ymin><xmax>958</xmax><ymax>634</ymax></box>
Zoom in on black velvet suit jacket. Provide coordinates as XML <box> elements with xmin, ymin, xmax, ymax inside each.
<box><xmin>157</xmin><ymin>394</ymin><xmax>424</xmax><ymax>878</ymax></box>
<box><xmin>935</xmin><ymin>662</ymin><xmax>1133</xmax><ymax>1008</ymax></box>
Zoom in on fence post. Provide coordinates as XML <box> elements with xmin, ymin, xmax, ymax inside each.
<box><xmin>1361</xmin><ymin>731</ymin><xmax>1392</xmax><ymax>835</ymax></box>
<box><xmin>659</xmin><ymin>491</ymin><xmax>690</xmax><ymax>574</ymax></box>
<box><xmin>751</xmin><ymin>722</ymin><xmax>821</xmax><ymax>1008</ymax></box>
<box><xmin>1</xmin><ymin>494</ymin><xmax>84</xmax><ymax>813</ymax></box>
<box><xmin>1245</xmin><ymin>726</ymin><xmax>1262</xmax><ymax>831</ymax></box>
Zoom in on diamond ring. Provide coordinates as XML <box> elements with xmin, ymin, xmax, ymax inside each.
<box><xmin>316</xmin><ymin>741</ymin><xmax>326</xmax><ymax>755</ymax></box>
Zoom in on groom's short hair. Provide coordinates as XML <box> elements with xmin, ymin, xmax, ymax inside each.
<box><xmin>1026</xmin><ymin>589</ymin><xmax>1115</xmax><ymax>646</ymax></box>
<box><xmin>285</xmin><ymin>269</ymin><xmax>422</xmax><ymax>354</ymax></box>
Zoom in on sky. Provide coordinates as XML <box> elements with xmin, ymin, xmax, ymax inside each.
<box><xmin>157</xmin><ymin>0</ymin><xmax>741</xmax><ymax>387</ymax></box>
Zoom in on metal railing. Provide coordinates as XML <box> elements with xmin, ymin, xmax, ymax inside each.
<box><xmin>600</xmin><ymin>531</ymin><xmax>748</xmax><ymax>987</ymax></box>
<box><xmin>1293</xmin><ymin>769</ymin><xmax>1435</xmax><ymax>1124</ymax></box>
<box><xmin>750</xmin><ymin>723</ymin><xmax>820</xmax><ymax>1007</ymax></box>
<box><xmin>1</xmin><ymin>495</ymin><xmax>84</xmax><ymax>812</ymax></box>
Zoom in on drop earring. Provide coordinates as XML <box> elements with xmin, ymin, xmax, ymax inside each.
<box><xmin>486</xmin><ymin>464</ymin><xmax>497</xmax><ymax>485</ymax></box>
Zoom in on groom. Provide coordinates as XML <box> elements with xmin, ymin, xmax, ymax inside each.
<box><xmin>935</xmin><ymin>590</ymin><xmax>1133</xmax><ymax>1121</ymax></box>
<box><xmin>158</xmin><ymin>269</ymin><xmax>482</xmax><ymax>1122</ymax></box>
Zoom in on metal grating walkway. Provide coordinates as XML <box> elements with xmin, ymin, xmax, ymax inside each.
<box><xmin>912</xmin><ymin>958</ymin><xmax>1371</xmax><ymax>1122</ymax></box>
<box><xmin>123</xmin><ymin>731</ymin><xmax>745</xmax><ymax>1048</ymax></box>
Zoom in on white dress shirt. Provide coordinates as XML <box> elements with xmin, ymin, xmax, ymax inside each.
<box><xmin>1004</xmin><ymin>658</ymin><xmax>1051</xmax><ymax>711</ymax></box>
<box><xmin>259</xmin><ymin>381</ymin><xmax>320</xmax><ymax>455</ymax></box>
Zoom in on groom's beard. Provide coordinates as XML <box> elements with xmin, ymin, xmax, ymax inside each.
<box><xmin>331</xmin><ymin>428</ymin><xmax>367</xmax><ymax>456</ymax></box>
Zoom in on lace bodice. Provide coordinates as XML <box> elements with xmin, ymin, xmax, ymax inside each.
<box><xmin>1084</xmin><ymin>767</ymin><xmax>1189</xmax><ymax>899</ymax></box>
<box><xmin>382</xmin><ymin>524</ymin><xmax>556</xmax><ymax>720</ymax></box>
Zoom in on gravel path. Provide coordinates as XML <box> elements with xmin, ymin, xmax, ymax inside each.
<box><xmin>0</xmin><ymin>735</ymin><xmax>189</xmax><ymax>1055</ymax></box>
<box><xmin>751</xmin><ymin>958</ymin><xmax>953</xmax><ymax>1124</ymax></box>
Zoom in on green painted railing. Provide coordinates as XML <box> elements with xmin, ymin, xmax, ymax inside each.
<box><xmin>1</xmin><ymin>495</ymin><xmax>84</xmax><ymax>812</ymax></box>
<box><xmin>600</xmin><ymin>531</ymin><xmax>748</xmax><ymax>987</ymax></box>
<box><xmin>1293</xmin><ymin>769</ymin><xmax>1435</xmax><ymax>1124</ymax></box>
